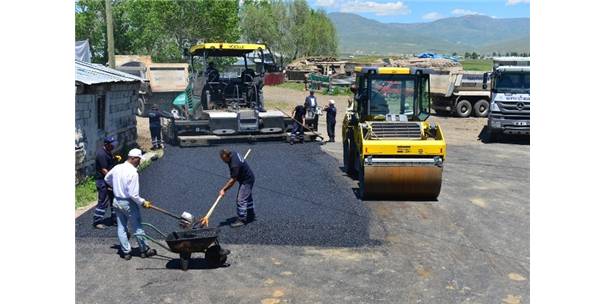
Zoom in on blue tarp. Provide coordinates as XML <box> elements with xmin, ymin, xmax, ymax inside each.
<box><xmin>417</xmin><ymin>52</ymin><xmax>459</xmax><ymax>62</ymax></box>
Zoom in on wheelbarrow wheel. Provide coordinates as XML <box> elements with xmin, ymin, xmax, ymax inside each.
<box><xmin>179</xmin><ymin>252</ymin><xmax>191</xmax><ymax>271</ymax></box>
<box><xmin>205</xmin><ymin>245</ymin><xmax>227</xmax><ymax>267</ymax></box>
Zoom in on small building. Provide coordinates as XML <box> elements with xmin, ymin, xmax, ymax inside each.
<box><xmin>75</xmin><ymin>60</ymin><xmax>143</xmax><ymax>182</ymax></box>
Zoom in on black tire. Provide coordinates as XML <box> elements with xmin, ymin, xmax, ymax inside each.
<box><xmin>205</xmin><ymin>245</ymin><xmax>226</xmax><ymax>267</ymax></box>
<box><xmin>473</xmin><ymin>99</ymin><xmax>489</xmax><ymax>117</ymax></box>
<box><xmin>179</xmin><ymin>252</ymin><xmax>191</xmax><ymax>271</ymax></box>
<box><xmin>357</xmin><ymin>154</ymin><xmax>366</xmax><ymax>199</ymax></box>
<box><xmin>343</xmin><ymin>137</ymin><xmax>356</xmax><ymax>177</ymax></box>
<box><xmin>455</xmin><ymin>99</ymin><xmax>472</xmax><ymax>118</ymax></box>
<box><xmin>485</xmin><ymin>128</ymin><xmax>499</xmax><ymax>143</ymax></box>
<box><xmin>136</xmin><ymin>96</ymin><xmax>149</xmax><ymax>117</ymax></box>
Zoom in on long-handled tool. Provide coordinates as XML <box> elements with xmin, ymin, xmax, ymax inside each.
<box><xmin>199</xmin><ymin>149</ymin><xmax>251</xmax><ymax>227</ymax></box>
<box><xmin>276</xmin><ymin>107</ymin><xmax>325</xmax><ymax>142</ymax></box>
<box><xmin>146</xmin><ymin>204</ymin><xmax>194</xmax><ymax>228</ymax></box>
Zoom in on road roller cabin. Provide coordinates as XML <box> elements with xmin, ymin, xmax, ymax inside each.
<box><xmin>342</xmin><ymin>67</ymin><xmax>446</xmax><ymax>200</ymax></box>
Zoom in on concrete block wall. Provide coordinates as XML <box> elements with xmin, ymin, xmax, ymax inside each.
<box><xmin>75</xmin><ymin>82</ymin><xmax>140</xmax><ymax>183</ymax></box>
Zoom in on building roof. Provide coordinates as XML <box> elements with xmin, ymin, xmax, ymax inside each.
<box><xmin>76</xmin><ymin>59</ymin><xmax>144</xmax><ymax>85</ymax></box>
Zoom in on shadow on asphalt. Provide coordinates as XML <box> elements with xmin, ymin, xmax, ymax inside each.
<box><xmin>77</xmin><ymin>142</ymin><xmax>382</xmax><ymax>248</ymax></box>
<box><xmin>478</xmin><ymin>125</ymin><xmax>530</xmax><ymax>145</ymax></box>
<box><xmin>165</xmin><ymin>258</ymin><xmax>230</xmax><ymax>270</ymax></box>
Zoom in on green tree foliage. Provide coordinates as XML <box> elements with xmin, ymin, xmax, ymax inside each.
<box><xmin>240</xmin><ymin>0</ymin><xmax>338</xmax><ymax>62</ymax></box>
<box><xmin>75</xmin><ymin>0</ymin><xmax>240</xmax><ymax>63</ymax></box>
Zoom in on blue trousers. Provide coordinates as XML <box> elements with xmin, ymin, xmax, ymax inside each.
<box><xmin>237</xmin><ymin>183</ymin><xmax>254</xmax><ymax>220</ymax></box>
<box><xmin>113</xmin><ymin>198</ymin><xmax>148</xmax><ymax>254</ymax></box>
<box><xmin>93</xmin><ymin>179</ymin><xmax>115</xmax><ymax>224</ymax></box>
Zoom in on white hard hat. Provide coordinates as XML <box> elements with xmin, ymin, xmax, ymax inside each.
<box><xmin>128</xmin><ymin>148</ymin><xmax>143</xmax><ymax>158</ymax></box>
<box><xmin>329</xmin><ymin>99</ymin><xmax>335</xmax><ymax>105</ymax></box>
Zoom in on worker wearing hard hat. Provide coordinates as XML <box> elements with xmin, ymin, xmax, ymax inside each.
<box><xmin>323</xmin><ymin>100</ymin><xmax>337</xmax><ymax>142</ymax></box>
<box><xmin>104</xmin><ymin>148</ymin><xmax>157</xmax><ymax>260</ymax></box>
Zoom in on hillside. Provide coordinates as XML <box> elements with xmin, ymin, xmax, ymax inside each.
<box><xmin>328</xmin><ymin>13</ymin><xmax>529</xmax><ymax>55</ymax></box>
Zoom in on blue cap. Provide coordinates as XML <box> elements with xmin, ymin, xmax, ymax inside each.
<box><xmin>104</xmin><ymin>136</ymin><xmax>118</xmax><ymax>146</ymax></box>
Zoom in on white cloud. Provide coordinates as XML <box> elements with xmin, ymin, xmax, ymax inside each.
<box><xmin>315</xmin><ymin>0</ymin><xmax>338</xmax><ymax>7</ymax></box>
<box><xmin>337</xmin><ymin>1</ymin><xmax>411</xmax><ymax>16</ymax></box>
<box><xmin>422</xmin><ymin>12</ymin><xmax>444</xmax><ymax>21</ymax></box>
<box><xmin>506</xmin><ymin>0</ymin><xmax>530</xmax><ymax>5</ymax></box>
<box><xmin>451</xmin><ymin>8</ymin><xmax>484</xmax><ymax>16</ymax></box>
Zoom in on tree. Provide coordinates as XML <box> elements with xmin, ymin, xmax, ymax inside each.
<box><xmin>240</xmin><ymin>0</ymin><xmax>338</xmax><ymax>61</ymax></box>
<box><xmin>76</xmin><ymin>0</ymin><xmax>241</xmax><ymax>63</ymax></box>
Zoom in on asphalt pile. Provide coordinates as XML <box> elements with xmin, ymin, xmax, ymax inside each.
<box><xmin>75</xmin><ymin>142</ymin><xmax>379</xmax><ymax>248</ymax></box>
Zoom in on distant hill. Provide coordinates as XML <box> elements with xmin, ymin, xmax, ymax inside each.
<box><xmin>328</xmin><ymin>13</ymin><xmax>529</xmax><ymax>55</ymax></box>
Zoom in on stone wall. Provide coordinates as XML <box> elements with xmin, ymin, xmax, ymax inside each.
<box><xmin>75</xmin><ymin>82</ymin><xmax>139</xmax><ymax>183</ymax></box>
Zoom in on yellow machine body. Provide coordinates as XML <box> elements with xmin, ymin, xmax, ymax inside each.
<box><xmin>342</xmin><ymin>67</ymin><xmax>447</xmax><ymax>199</ymax></box>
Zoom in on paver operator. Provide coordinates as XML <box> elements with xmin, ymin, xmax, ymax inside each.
<box><xmin>104</xmin><ymin>148</ymin><xmax>157</xmax><ymax>260</ymax></box>
<box><xmin>93</xmin><ymin>136</ymin><xmax>120</xmax><ymax>229</ymax></box>
<box><xmin>215</xmin><ymin>149</ymin><xmax>256</xmax><ymax>228</ymax></box>
<box><xmin>323</xmin><ymin>99</ymin><xmax>337</xmax><ymax>142</ymax></box>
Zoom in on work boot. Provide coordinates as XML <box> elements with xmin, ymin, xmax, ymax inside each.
<box><xmin>121</xmin><ymin>252</ymin><xmax>132</xmax><ymax>261</ymax></box>
<box><xmin>141</xmin><ymin>247</ymin><xmax>157</xmax><ymax>258</ymax></box>
<box><xmin>230</xmin><ymin>219</ymin><xmax>246</xmax><ymax>228</ymax></box>
<box><xmin>93</xmin><ymin>223</ymin><xmax>108</xmax><ymax>229</ymax></box>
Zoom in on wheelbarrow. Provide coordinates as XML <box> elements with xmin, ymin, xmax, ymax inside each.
<box><xmin>139</xmin><ymin>222</ymin><xmax>230</xmax><ymax>271</ymax></box>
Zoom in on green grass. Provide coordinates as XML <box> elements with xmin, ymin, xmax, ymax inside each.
<box><xmin>276</xmin><ymin>82</ymin><xmax>306</xmax><ymax>91</ymax></box>
<box><xmin>460</xmin><ymin>59</ymin><xmax>493</xmax><ymax>71</ymax></box>
<box><xmin>75</xmin><ymin>177</ymin><xmax>97</xmax><ymax>209</ymax></box>
<box><xmin>276</xmin><ymin>81</ymin><xmax>351</xmax><ymax>96</ymax></box>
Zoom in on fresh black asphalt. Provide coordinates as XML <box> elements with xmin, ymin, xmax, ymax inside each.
<box><xmin>75</xmin><ymin>142</ymin><xmax>380</xmax><ymax>248</ymax></box>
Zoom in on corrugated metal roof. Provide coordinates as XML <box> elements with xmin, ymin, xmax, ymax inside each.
<box><xmin>76</xmin><ymin>59</ymin><xmax>144</xmax><ymax>85</ymax></box>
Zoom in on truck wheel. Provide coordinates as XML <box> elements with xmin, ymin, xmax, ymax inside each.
<box><xmin>455</xmin><ymin>99</ymin><xmax>472</xmax><ymax>118</ymax></box>
<box><xmin>473</xmin><ymin>99</ymin><xmax>489</xmax><ymax>117</ymax></box>
<box><xmin>136</xmin><ymin>96</ymin><xmax>149</xmax><ymax>117</ymax></box>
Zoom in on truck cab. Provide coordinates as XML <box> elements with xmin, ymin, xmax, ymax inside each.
<box><xmin>484</xmin><ymin>57</ymin><xmax>530</xmax><ymax>140</ymax></box>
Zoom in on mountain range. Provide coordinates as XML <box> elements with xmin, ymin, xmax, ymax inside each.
<box><xmin>328</xmin><ymin>13</ymin><xmax>529</xmax><ymax>55</ymax></box>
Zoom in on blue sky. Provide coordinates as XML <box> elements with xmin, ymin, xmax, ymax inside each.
<box><xmin>310</xmin><ymin>0</ymin><xmax>530</xmax><ymax>23</ymax></box>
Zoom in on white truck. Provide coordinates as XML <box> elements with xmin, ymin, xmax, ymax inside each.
<box><xmin>483</xmin><ymin>57</ymin><xmax>530</xmax><ymax>140</ymax></box>
<box><xmin>430</xmin><ymin>67</ymin><xmax>492</xmax><ymax>117</ymax></box>
<box><xmin>114</xmin><ymin>55</ymin><xmax>189</xmax><ymax>116</ymax></box>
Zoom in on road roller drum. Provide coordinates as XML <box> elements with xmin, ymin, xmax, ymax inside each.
<box><xmin>361</xmin><ymin>162</ymin><xmax>442</xmax><ymax>199</ymax></box>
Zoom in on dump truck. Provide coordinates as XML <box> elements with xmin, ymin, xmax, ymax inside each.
<box><xmin>114</xmin><ymin>55</ymin><xmax>189</xmax><ymax>116</ymax></box>
<box><xmin>430</xmin><ymin>69</ymin><xmax>491</xmax><ymax>117</ymax></box>
<box><xmin>342</xmin><ymin>67</ymin><xmax>447</xmax><ymax>199</ymax></box>
<box><xmin>162</xmin><ymin>43</ymin><xmax>291</xmax><ymax>147</ymax></box>
<box><xmin>483</xmin><ymin>57</ymin><xmax>530</xmax><ymax>140</ymax></box>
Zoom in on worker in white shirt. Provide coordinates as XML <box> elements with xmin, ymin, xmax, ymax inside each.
<box><xmin>104</xmin><ymin>148</ymin><xmax>157</xmax><ymax>260</ymax></box>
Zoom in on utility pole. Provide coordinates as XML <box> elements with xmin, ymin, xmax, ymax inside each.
<box><xmin>105</xmin><ymin>0</ymin><xmax>115</xmax><ymax>68</ymax></box>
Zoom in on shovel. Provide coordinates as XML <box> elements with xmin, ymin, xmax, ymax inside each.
<box><xmin>275</xmin><ymin>107</ymin><xmax>325</xmax><ymax>143</ymax></box>
<box><xmin>199</xmin><ymin>149</ymin><xmax>252</xmax><ymax>227</ymax></box>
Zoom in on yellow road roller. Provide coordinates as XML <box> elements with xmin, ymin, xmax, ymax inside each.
<box><xmin>342</xmin><ymin>67</ymin><xmax>446</xmax><ymax>199</ymax></box>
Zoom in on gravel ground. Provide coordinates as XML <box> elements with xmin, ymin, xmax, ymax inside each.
<box><xmin>77</xmin><ymin>86</ymin><xmax>529</xmax><ymax>304</ymax></box>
